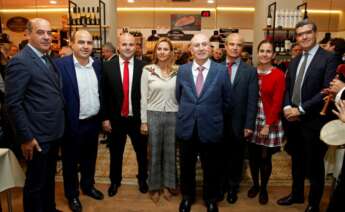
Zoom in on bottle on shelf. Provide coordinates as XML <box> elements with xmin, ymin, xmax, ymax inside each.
<box><xmin>86</xmin><ymin>7</ymin><xmax>91</xmax><ymax>25</ymax></box>
<box><xmin>266</xmin><ymin>7</ymin><xmax>272</xmax><ymax>28</ymax></box>
<box><xmin>76</xmin><ymin>7</ymin><xmax>81</xmax><ymax>25</ymax></box>
<box><xmin>95</xmin><ymin>7</ymin><xmax>100</xmax><ymax>25</ymax></box>
<box><xmin>90</xmin><ymin>7</ymin><xmax>95</xmax><ymax>25</ymax></box>
<box><xmin>70</xmin><ymin>7</ymin><xmax>77</xmax><ymax>25</ymax></box>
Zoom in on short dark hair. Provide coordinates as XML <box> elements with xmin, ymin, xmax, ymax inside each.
<box><xmin>330</xmin><ymin>37</ymin><xmax>345</xmax><ymax>56</ymax></box>
<box><xmin>102</xmin><ymin>42</ymin><xmax>116</xmax><ymax>53</ymax></box>
<box><xmin>295</xmin><ymin>19</ymin><xmax>317</xmax><ymax>32</ymax></box>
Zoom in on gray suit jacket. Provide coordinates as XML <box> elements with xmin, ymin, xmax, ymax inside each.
<box><xmin>5</xmin><ymin>45</ymin><xmax>65</xmax><ymax>144</ymax></box>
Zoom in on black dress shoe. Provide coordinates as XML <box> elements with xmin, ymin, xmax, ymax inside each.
<box><xmin>179</xmin><ymin>199</ymin><xmax>193</xmax><ymax>212</ymax></box>
<box><xmin>83</xmin><ymin>187</ymin><xmax>104</xmax><ymax>200</ymax></box>
<box><xmin>227</xmin><ymin>190</ymin><xmax>238</xmax><ymax>204</ymax></box>
<box><xmin>108</xmin><ymin>183</ymin><xmax>120</xmax><ymax>197</ymax></box>
<box><xmin>259</xmin><ymin>189</ymin><xmax>268</xmax><ymax>205</ymax></box>
<box><xmin>68</xmin><ymin>198</ymin><xmax>82</xmax><ymax>212</ymax></box>
<box><xmin>247</xmin><ymin>186</ymin><xmax>260</xmax><ymax>198</ymax></box>
<box><xmin>304</xmin><ymin>205</ymin><xmax>320</xmax><ymax>212</ymax></box>
<box><xmin>277</xmin><ymin>194</ymin><xmax>304</xmax><ymax>206</ymax></box>
<box><xmin>206</xmin><ymin>202</ymin><xmax>219</xmax><ymax>212</ymax></box>
<box><xmin>138</xmin><ymin>180</ymin><xmax>148</xmax><ymax>193</ymax></box>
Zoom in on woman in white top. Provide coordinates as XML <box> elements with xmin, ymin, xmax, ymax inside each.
<box><xmin>140</xmin><ymin>37</ymin><xmax>178</xmax><ymax>203</ymax></box>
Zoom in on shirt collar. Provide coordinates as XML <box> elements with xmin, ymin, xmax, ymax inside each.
<box><xmin>73</xmin><ymin>55</ymin><xmax>94</xmax><ymax>68</ymax></box>
<box><xmin>27</xmin><ymin>43</ymin><xmax>45</xmax><ymax>58</ymax></box>
<box><xmin>304</xmin><ymin>44</ymin><xmax>319</xmax><ymax>57</ymax></box>
<box><xmin>226</xmin><ymin>57</ymin><xmax>241</xmax><ymax>65</ymax></box>
<box><xmin>192</xmin><ymin>58</ymin><xmax>211</xmax><ymax>71</ymax></box>
<box><xmin>119</xmin><ymin>55</ymin><xmax>134</xmax><ymax>64</ymax></box>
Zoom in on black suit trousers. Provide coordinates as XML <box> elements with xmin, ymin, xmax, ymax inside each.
<box><xmin>178</xmin><ymin>125</ymin><xmax>221</xmax><ymax>203</ymax></box>
<box><xmin>223</xmin><ymin>119</ymin><xmax>246</xmax><ymax>191</ymax></box>
<box><xmin>23</xmin><ymin>139</ymin><xmax>60</xmax><ymax>212</ymax></box>
<box><xmin>61</xmin><ymin>118</ymin><xmax>100</xmax><ymax>200</ymax></box>
<box><xmin>108</xmin><ymin>117</ymin><xmax>148</xmax><ymax>184</ymax></box>
<box><xmin>286</xmin><ymin>120</ymin><xmax>328</xmax><ymax>207</ymax></box>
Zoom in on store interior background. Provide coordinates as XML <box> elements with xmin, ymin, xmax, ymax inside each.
<box><xmin>1</xmin><ymin>0</ymin><xmax>345</xmax><ymax>64</ymax></box>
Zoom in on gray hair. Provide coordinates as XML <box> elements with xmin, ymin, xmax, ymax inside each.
<box><xmin>295</xmin><ymin>19</ymin><xmax>317</xmax><ymax>32</ymax></box>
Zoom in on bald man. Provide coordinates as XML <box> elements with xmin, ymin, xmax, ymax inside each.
<box><xmin>102</xmin><ymin>33</ymin><xmax>148</xmax><ymax>197</ymax></box>
<box><xmin>5</xmin><ymin>18</ymin><xmax>65</xmax><ymax>212</ymax></box>
<box><xmin>55</xmin><ymin>30</ymin><xmax>104</xmax><ymax>212</ymax></box>
<box><xmin>176</xmin><ymin>33</ymin><xmax>232</xmax><ymax>212</ymax></box>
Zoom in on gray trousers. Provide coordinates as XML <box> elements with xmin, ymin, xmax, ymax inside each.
<box><xmin>147</xmin><ymin>111</ymin><xmax>177</xmax><ymax>191</ymax></box>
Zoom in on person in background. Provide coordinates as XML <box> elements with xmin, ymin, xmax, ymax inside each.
<box><xmin>135</xmin><ymin>42</ymin><xmax>151</xmax><ymax>65</ymax></box>
<box><xmin>240</xmin><ymin>51</ymin><xmax>252</xmax><ymax>65</ymax></box>
<box><xmin>324</xmin><ymin>38</ymin><xmax>345</xmax><ymax>64</ymax></box>
<box><xmin>327</xmin><ymin>75</ymin><xmax>345</xmax><ymax>211</ymax></box>
<box><xmin>211</xmin><ymin>48</ymin><xmax>224</xmax><ymax>63</ymax></box>
<box><xmin>58</xmin><ymin>46</ymin><xmax>73</xmax><ymax>58</ymax></box>
<box><xmin>102</xmin><ymin>33</ymin><xmax>148</xmax><ymax>197</ymax></box>
<box><xmin>247</xmin><ymin>40</ymin><xmax>285</xmax><ymax>205</ymax></box>
<box><xmin>140</xmin><ymin>37</ymin><xmax>178</xmax><ymax>203</ymax></box>
<box><xmin>55</xmin><ymin>29</ymin><xmax>104</xmax><ymax>212</ymax></box>
<box><xmin>290</xmin><ymin>43</ymin><xmax>303</xmax><ymax>59</ymax></box>
<box><xmin>8</xmin><ymin>44</ymin><xmax>18</xmax><ymax>59</ymax></box>
<box><xmin>102</xmin><ymin>42</ymin><xmax>117</xmax><ymax>61</ymax></box>
<box><xmin>176</xmin><ymin>33</ymin><xmax>232</xmax><ymax>212</ymax></box>
<box><xmin>222</xmin><ymin>33</ymin><xmax>258</xmax><ymax>204</ymax></box>
<box><xmin>5</xmin><ymin>18</ymin><xmax>65</xmax><ymax>212</ymax></box>
<box><xmin>277</xmin><ymin>20</ymin><xmax>338</xmax><ymax>212</ymax></box>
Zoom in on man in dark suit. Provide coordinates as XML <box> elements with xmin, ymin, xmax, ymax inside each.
<box><xmin>277</xmin><ymin>20</ymin><xmax>338</xmax><ymax>212</ymax></box>
<box><xmin>5</xmin><ymin>18</ymin><xmax>65</xmax><ymax>212</ymax></box>
<box><xmin>221</xmin><ymin>33</ymin><xmax>258</xmax><ymax>204</ymax></box>
<box><xmin>55</xmin><ymin>29</ymin><xmax>104</xmax><ymax>212</ymax></box>
<box><xmin>102</xmin><ymin>33</ymin><xmax>148</xmax><ymax>197</ymax></box>
<box><xmin>176</xmin><ymin>33</ymin><xmax>232</xmax><ymax>212</ymax></box>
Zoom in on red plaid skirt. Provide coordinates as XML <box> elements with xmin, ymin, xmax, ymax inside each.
<box><xmin>250</xmin><ymin>97</ymin><xmax>284</xmax><ymax>147</ymax></box>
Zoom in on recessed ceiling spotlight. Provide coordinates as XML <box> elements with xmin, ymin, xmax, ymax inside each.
<box><xmin>128</xmin><ymin>0</ymin><xmax>135</xmax><ymax>3</ymax></box>
<box><xmin>49</xmin><ymin>0</ymin><xmax>58</xmax><ymax>4</ymax></box>
<box><xmin>208</xmin><ymin>0</ymin><xmax>215</xmax><ymax>3</ymax></box>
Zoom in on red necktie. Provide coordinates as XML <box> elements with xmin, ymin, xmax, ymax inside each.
<box><xmin>227</xmin><ymin>62</ymin><xmax>235</xmax><ymax>82</ymax></box>
<box><xmin>121</xmin><ymin>60</ymin><xmax>129</xmax><ymax>117</ymax></box>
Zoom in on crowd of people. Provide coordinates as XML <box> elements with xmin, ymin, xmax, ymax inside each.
<box><xmin>0</xmin><ymin>17</ymin><xmax>345</xmax><ymax>212</ymax></box>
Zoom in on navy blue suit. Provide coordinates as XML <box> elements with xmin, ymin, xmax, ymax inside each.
<box><xmin>284</xmin><ymin>46</ymin><xmax>338</xmax><ymax>207</ymax></box>
<box><xmin>221</xmin><ymin>60</ymin><xmax>258</xmax><ymax>192</ymax></box>
<box><xmin>5</xmin><ymin>45</ymin><xmax>65</xmax><ymax>212</ymax></box>
<box><xmin>55</xmin><ymin>55</ymin><xmax>102</xmax><ymax>199</ymax></box>
<box><xmin>176</xmin><ymin>60</ymin><xmax>232</xmax><ymax>202</ymax></box>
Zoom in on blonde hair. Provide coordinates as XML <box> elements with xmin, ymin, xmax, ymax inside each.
<box><xmin>152</xmin><ymin>37</ymin><xmax>176</xmax><ymax>73</ymax></box>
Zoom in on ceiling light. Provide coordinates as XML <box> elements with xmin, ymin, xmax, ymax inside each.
<box><xmin>49</xmin><ymin>0</ymin><xmax>57</xmax><ymax>4</ymax></box>
<box><xmin>128</xmin><ymin>0</ymin><xmax>135</xmax><ymax>3</ymax></box>
<box><xmin>208</xmin><ymin>0</ymin><xmax>215</xmax><ymax>3</ymax></box>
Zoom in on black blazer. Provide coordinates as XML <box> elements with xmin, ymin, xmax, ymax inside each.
<box><xmin>5</xmin><ymin>45</ymin><xmax>65</xmax><ymax>144</ymax></box>
<box><xmin>102</xmin><ymin>56</ymin><xmax>143</xmax><ymax>122</ymax></box>
<box><xmin>284</xmin><ymin>46</ymin><xmax>338</xmax><ymax>125</ymax></box>
<box><xmin>222</xmin><ymin>60</ymin><xmax>258</xmax><ymax>137</ymax></box>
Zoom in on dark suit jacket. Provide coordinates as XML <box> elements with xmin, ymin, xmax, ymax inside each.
<box><xmin>5</xmin><ymin>45</ymin><xmax>65</xmax><ymax>144</ymax></box>
<box><xmin>284</xmin><ymin>46</ymin><xmax>338</xmax><ymax>128</ymax></box>
<box><xmin>222</xmin><ymin>60</ymin><xmax>258</xmax><ymax>137</ymax></box>
<box><xmin>175</xmin><ymin>61</ymin><xmax>232</xmax><ymax>143</ymax></box>
<box><xmin>55</xmin><ymin>55</ymin><xmax>102</xmax><ymax>137</ymax></box>
<box><xmin>102</xmin><ymin>56</ymin><xmax>143</xmax><ymax>122</ymax></box>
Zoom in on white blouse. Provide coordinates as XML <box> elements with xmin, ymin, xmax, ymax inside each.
<box><xmin>140</xmin><ymin>64</ymin><xmax>178</xmax><ymax>123</ymax></box>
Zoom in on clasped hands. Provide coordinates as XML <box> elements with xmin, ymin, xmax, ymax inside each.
<box><xmin>284</xmin><ymin>107</ymin><xmax>301</xmax><ymax>122</ymax></box>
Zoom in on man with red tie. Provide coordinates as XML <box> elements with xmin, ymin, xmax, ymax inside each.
<box><xmin>102</xmin><ymin>33</ymin><xmax>148</xmax><ymax>197</ymax></box>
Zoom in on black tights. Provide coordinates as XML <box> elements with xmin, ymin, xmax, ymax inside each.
<box><xmin>248</xmin><ymin>143</ymin><xmax>274</xmax><ymax>191</ymax></box>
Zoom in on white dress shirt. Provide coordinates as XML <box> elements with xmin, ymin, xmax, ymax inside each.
<box><xmin>192</xmin><ymin>59</ymin><xmax>211</xmax><ymax>84</ymax></box>
<box><xmin>119</xmin><ymin>56</ymin><xmax>134</xmax><ymax>116</ymax></box>
<box><xmin>73</xmin><ymin>55</ymin><xmax>100</xmax><ymax>119</ymax></box>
